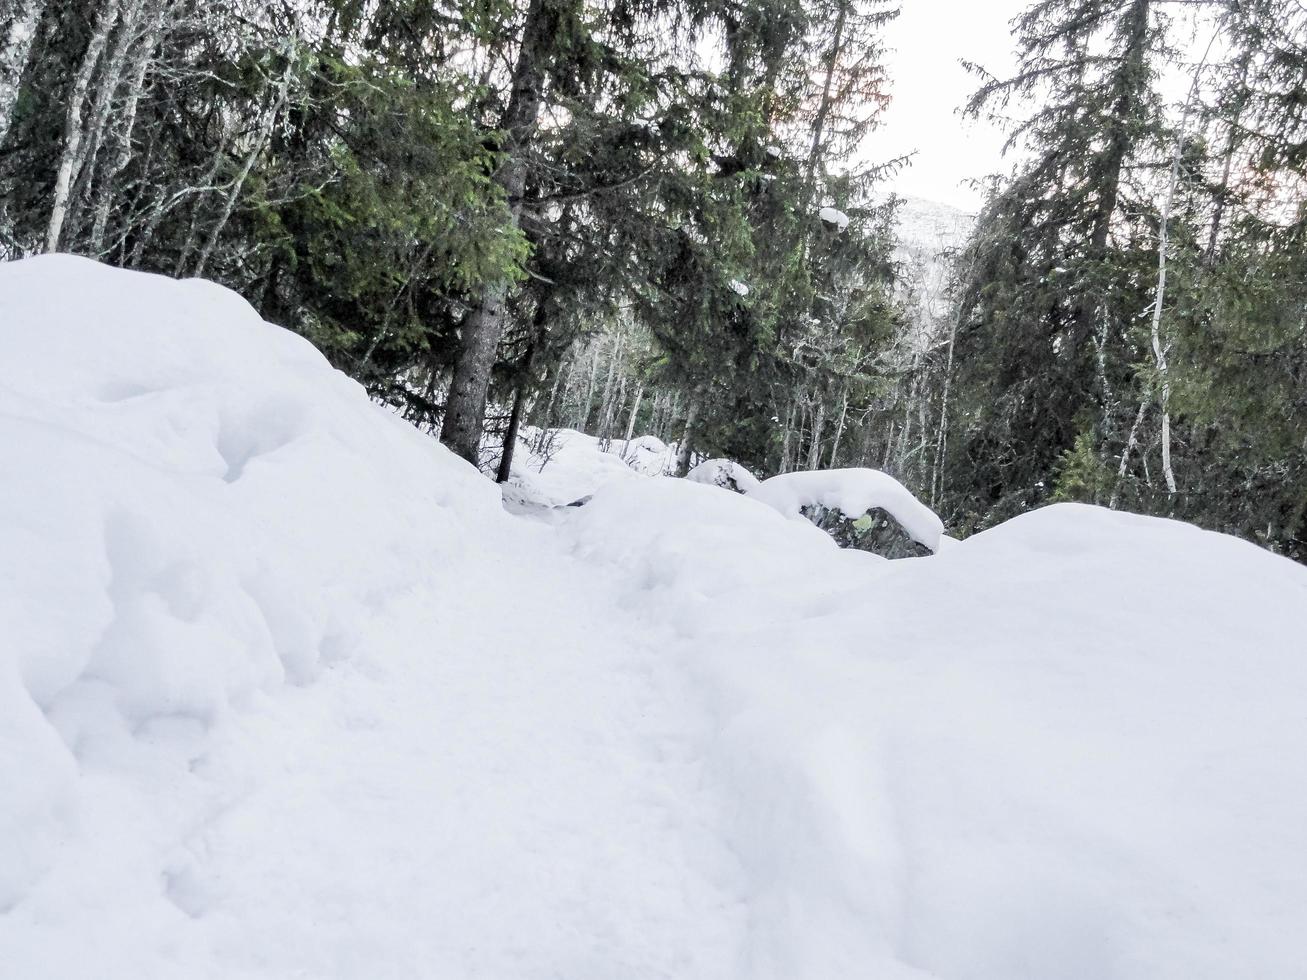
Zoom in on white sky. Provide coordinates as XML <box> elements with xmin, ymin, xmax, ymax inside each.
<box><xmin>878</xmin><ymin>0</ymin><xmax>1028</xmax><ymax>212</ymax></box>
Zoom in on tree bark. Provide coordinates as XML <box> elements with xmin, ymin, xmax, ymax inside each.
<box><xmin>495</xmin><ymin>333</ymin><xmax>539</xmax><ymax>484</ymax></box>
<box><xmin>828</xmin><ymin>385</ymin><xmax>848</xmax><ymax>468</ymax></box>
<box><xmin>46</xmin><ymin>0</ymin><xmax>122</xmax><ymax>252</ymax></box>
<box><xmin>623</xmin><ymin>381</ymin><xmax>644</xmax><ymax>450</ymax></box>
<box><xmin>1146</xmin><ymin>23</ymin><xmax>1219</xmax><ymax>498</ymax></box>
<box><xmin>440</xmin><ymin>0</ymin><xmax>554</xmax><ymax>466</ymax></box>
<box><xmin>89</xmin><ymin>0</ymin><xmax>167</xmax><ymax>254</ymax></box>
<box><xmin>674</xmin><ymin>395</ymin><xmax>699</xmax><ymax>477</ymax></box>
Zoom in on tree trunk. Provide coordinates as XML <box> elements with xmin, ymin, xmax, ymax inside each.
<box><xmin>46</xmin><ymin>0</ymin><xmax>122</xmax><ymax>252</ymax></box>
<box><xmin>496</xmin><ymin>343</ymin><xmax>537</xmax><ymax>484</ymax></box>
<box><xmin>828</xmin><ymin>385</ymin><xmax>849</xmax><ymax>468</ymax></box>
<box><xmin>931</xmin><ymin>306</ymin><xmax>960</xmax><ymax>509</ymax></box>
<box><xmin>674</xmin><ymin>396</ymin><xmax>699</xmax><ymax>477</ymax></box>
<box><xmin>623</xmin><ymin>381</ymin><xmax>644</xmax><ymax>446</ymax></box>
<box><xmin>802</xmin><ymin>0</ymin><xmax>849</xmax><ymax>204</ymax></box>
<box><xmin>440</xmin><ymin>0</ymin><xmax>554</xmax><ymax>466</ymax></box>
<box><xmin>597</xmin><ymin>332</ymin><xmax>624</xmax><ymax>441</ymax></box>
<box><xmin>89</xmin><ymin>0</ymin><xmax>167</xmax><ymax>255</ymax></box>
<box><xmin>1074</xmin><ymin>0</ymin><xmax>1150</xmax><ymax>347</ymax></box>
<box><xmin>1146</xmin><ymin>23</ymin><xmax>1219</xmax><ymax>498</ymax></box>
<box><xmin>577</xmin><ymin>340</ymin><xmax>601</xmax><ymax>430</ymax></box>
<box><xmin>807</xmin><ymin>397</ymin><xmax>826</xmax><ymax>470</ymax></box>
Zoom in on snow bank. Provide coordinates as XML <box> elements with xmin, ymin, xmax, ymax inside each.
<box><xmin>507</xmin><ymin>427</ymin><xmax>675</xmax><ymax>506</ymax></box>
<box><xmin>752</xmin><ymin>467</ymin><xmax>944</xmax><ymax>551</ymax></box>
<box><xmin>0</xmin><ymin>255</ymin><xmax>498</xmax><ymax>910</ymax></box>
<box><xmin>562</xmin><ymin>480</ymin><xmax>1307</xmax><ymax>979</ymax></box>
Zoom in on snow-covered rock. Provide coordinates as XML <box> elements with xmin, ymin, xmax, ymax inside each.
<box><xmin>685</xmin><ymin>458</ymin><xmax>761</xmax><ymax>494</ymax></box>
<box><xmin>801</xmin><ymin>502</ymin><xmax>933</xmax><ymax>558</ymax></box>
<box><xmin>751</xmin><ymin>467</ymin><xmax>944</xmax><ymax>554</ymax></box>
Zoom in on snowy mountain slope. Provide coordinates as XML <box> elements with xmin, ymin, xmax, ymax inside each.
<box><xmin>891</xmin><ymin>195</ymin><xmax>975</xmax><ymax>350</ymax></box>
<box><xmin>3</xmin><ymin>255</ymin><xmax>1306</xmax><ymax>979</ymax></box>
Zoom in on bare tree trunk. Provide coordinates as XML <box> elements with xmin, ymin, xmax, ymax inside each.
<box><xmin>779</xmin><ymin>398</ymin><xmax>797</xmax><ymax>473</ymax></box>
<box><xmin>806</xmin><ymin>397</ymin><xmax>826</xmax><ymax>470</ymax></box>
<box><xmin>623</xmin><ymin>381</ymin><xmax>645</xmax><ymax>447</ymax></box>
<box><xmin>1148</xmin><ymin>25</ymin><xmax>1218</xmax><ymax>497</ymax></box>
<box><xmin>596</xmin><ymin>332</ymin><xmax>624</xmax><ymax>441</ymax></box>
<box><xmin>89</xmin><ymin>0</ymin><xmax>168</xmax><ymax>255</ymax></box>
<box><xmin>577</xmin><ymin>339</ymin><xmax>601</xmax><ymax>430</ymax></box>
<box><xmin>46</xmin><ymin>0</ymin><xmax>122</xmax><ymax>252</ymax></box>
<box><xmin>75</xmin><ymin>0</ymin><xmax>149</xmax><ymax>222</ymax></box>
<box><xmin>440</xmin><ymin>0</ymin><xmax>553</xmax><ymax>466</ymax></box>
<box><xmin>931</xmin><ymin>309</ymin><xmax>959</xmax><ymax>509</ymax></box>
<box><xmin>828</xmin><ymin>385</ymin><xmax>849</xmax><ymax>468</ymax></box>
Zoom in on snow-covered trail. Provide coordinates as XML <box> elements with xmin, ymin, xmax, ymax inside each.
<box><xmin>3</xmin><ymin>514</ymin><xmax>750</xmax><ymax>978</ymax></box>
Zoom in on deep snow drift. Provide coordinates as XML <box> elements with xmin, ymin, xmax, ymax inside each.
<box><xmin>3</xmin><ymin>255</ymin><xmax>1307</xmax><ymax>979</ymax></box>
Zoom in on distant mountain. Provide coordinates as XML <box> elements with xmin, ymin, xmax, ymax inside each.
<box><xmin>892</xmin><ymin>195</ymin><xmax>975</xmax><ymax>263</ymax></box>
<box><xmin>888</xmin><ymin>196</ymin><xmax>976</xmax><ymax>351</ymax></box>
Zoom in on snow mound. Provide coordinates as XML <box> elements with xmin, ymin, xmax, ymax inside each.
<box><xmin>563</xmin><ymin>480</ymin><xmax>1307</xmax><ymax>979</ymax></box>
<box><xmin>0</xmin><ymin>254</ymin><xmax>498</xmax><ymax>909</ymax></box>
<box><xmin>686</xmin><ymin>458</ymin><xmax>762</xmax><ymax>494</ymax></box>
<box><xmin>752</xmin><ymin>467</ymin><xmax>944</xmax><ymax>552</ymax></box>
<box><xmin>507</xmin><ymin>427</ymin><xmax>673</xmax><ymax>505</ymax></box>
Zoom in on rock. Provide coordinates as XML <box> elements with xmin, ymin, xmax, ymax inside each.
<box><xmin>750</xmin><ymin>468</ymin><xmax>943</xmax><ymax>557</ymax></box>
<box><xmin>800</xmin><ymin>503</ymin><xmax>934</xmax><ymax>559</ymax></box>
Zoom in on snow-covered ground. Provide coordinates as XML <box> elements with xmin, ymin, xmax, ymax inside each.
<box><xmin>4</xmin><ymin>255</ymin><xmax>1307</xmax><ymax>979</ymax></box>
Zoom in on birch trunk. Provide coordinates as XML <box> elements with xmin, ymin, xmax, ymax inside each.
<box><xmin>577</xmin><ymin>340</ymin><xmax>601</xmax><ymax>430</ymax></box>
<box><xmin>623</xmin><ymin>381</ymin><xmax>644</xmax><ymax>446</ymax></box>
<box><xmin>75</xmin><ymin>0</ymin><xmax>148</xmax><ymax>220</ymax></box>
<box><xmin>46</xmin><ymin>0</ymin><xmax>122</xmax><ymax>252</ymax></box>
<box><xmin>806</xmin><ymin>398</ymin><xmax>826</xmax><ymax>470</ymax></box>
<box><xmin>1148</xmin><ymin>25</ymin><xmax>1218</xmax><ymax>497</ymax></box>
<box><xmin>89</xmin><ymin>0</ymin><xmax>168</xmax><ymax>255</ymax></box>
<box><xmin>828</xmin><ymin>386</ymin><xmax>849</xmax><ymax>468</ymax></box>
<box><xmin>596</xmin><ymin>333</ymin><xmax>624</xmax><ymax>441</ymax></box>
<box><xmin>931</xmin><ymin>308</ymin><xmax>959</xmax><ymax>509</ymax></box>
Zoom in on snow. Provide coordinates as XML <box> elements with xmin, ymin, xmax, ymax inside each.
<box><xmin>504</xmin><ymin>428</ymin><xmax>675</xmax><ymax>507</ymax></box>
<box><xmin>729</xmin><ymin>278</ymin><xmax>750</xmax><ymax>296</ymax></box>
<box><xmin>4</xmin><ymin>254</ymin><xmax>1307</xmax><ymax>979</ymax></box>
<box><xmin>686</xmin><ymin>457</ymin><xmax>762</xmax><ymax>494</ymax></box>
<box><xmin>751</xmin><ymin>467</ymin><xmax>945</xmax><ymax>552</ymax></box>
<box><xmin>818</xmin><ymin>205</ymin><xmax>851</xmax><ymax>231</ymax></box>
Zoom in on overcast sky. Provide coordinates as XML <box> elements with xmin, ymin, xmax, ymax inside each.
<box><xmin>878</xmin><ymin>0</ymin><xmax>1028</xmax><ymax>212</ymax></box>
